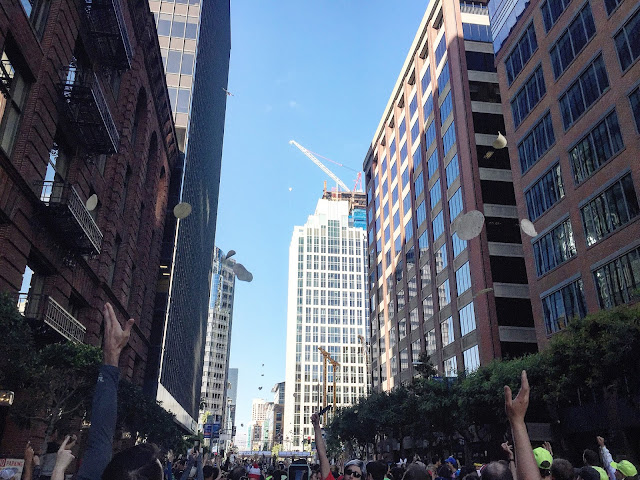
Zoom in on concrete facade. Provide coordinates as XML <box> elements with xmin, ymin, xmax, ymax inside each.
<box><xmin>363</xmin><ymin>0</ymin><xmax>538</xmax><ymax>392</ymax></box>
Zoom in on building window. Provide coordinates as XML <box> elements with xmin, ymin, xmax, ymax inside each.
<box><xmin>398</xmin><ymin>318</ymin><xmax>407</xmax><ymax>340</ymax></box>
<box><xmin>411</xmin><ymin>120</ymin><xmax>420</xmax><ymax>145</ymax></box>
<box><xmin>20</xmin><ymin>0</ymin><xmax>50</xmax><ymax>38</ymax></box>
<box><xmin>542</xmin><ymin>278</ymin><xmax>587</xmax><ymax>335</ymax></box>
<box><xmin>435</xmin><ymin>35</ymin><xmax>447</xmax><ymax>65</ymax></box>
<box><xmin>456</xmin><ymin>262</ymin><xmax>472</xmax><ymax>295</ymax></box>
<box><xmin>559</xmin><ymin>56</ymin><xmax>609</xmax><ymax>131</ymax></box>
<box><xmin>525</xmin><ymin>163</ymin><xmax>565</xmax><ymax>220</ymax></box>
<box><xmin>423</xmin><ymin>294</ymin><xmax>434</xmax><ymax>320</ymax></box>
<box><xmin>421</xmin><ymin>65</ymin><xmax>431</xmax><ymax>95</ymax></box>
<box><xmin>440</xmin><ymin>91</ymin><xmax>453</xmax><ymax>125</ymax></box>
<box><xmin>400</xmin><ymin>348</ymin><xmax>409</xmax><ymax>371</ymax></box>
<box><xmin>550</xmin><ymin>4</ymin><xmax>596</xmax><ymax>79</ymax></box>
<box><xmin>416</xmin><ymin>201</ymin><xmax>427</xmax><ymax>227</ymax></box>
<box><xmin>408</xmin><ymin>276</ymin><xmax>417</xmax><ymax>299</ymax></box>
<box><xmin>459</xmin><ymin>301</ymin><xmax>476</xmax><ymax>336</ymax></box>
<box><xmin>403</xmin><ymin>191</ymin><xmax>411</xmax><ymax>215</ymax></box>
<box><xmin>437</xmin><ymin>62</ymin><xmax>450</xmax><ymax>96</ymax></box>
<box><xmin>430</xmin><ymin>179</ymin><xmax>441</xmax><ymax>209</ymax></box>
<box><xmin>438</xmin><ymin>279</ymin><xmax>451</xmax><ymax>307</ymax></box>
<box><xmin>414</xmin><ymin>171</ymin><xmax>424</xmax><ymax>198</ymax></box>
<box><xmin>533</xmin><ymin>219</ymin><xmax>576</xmax><ymax>276</ymax></box>
<box><xmin>593</xmin><ymin>246</ymin><xmax>640</xmax><ymax>309</ymax></box>
<box><xmin>518</xmin><ymin>111</ymin><xmax>555</xmax><ymax>173</ymax></box>
<box><xmin>442</xmin><ymin>121</ymin><xmax>456</xmax><ymax>155</ymax></box>
<box><xmin>423</xmin><ymin>92</ymin><xmax>434</xmax><ymax>121</ymax></box>
<box><xmin>505</xmin><ymin>23</ymin><xmax>538</xmax><ymax>85</ymax></box>
<box><xmin>410</xmin><ymin>93</ymin><xmax>418</xmax><ymax>118</ymax></box>
<box><xmin>435</xmin><ymin>243</ymin><xmax>447</xmax><ymax>274</ymax></box>
<box><xmin>0</xmin><ymin>46</ymin><xmax>30</xmax><ymax>155</ymax></box>
<box><xmin>466</xmin><ymin>51</ymin><xmax>497</xmax><ymax>72</ymax></box>
<box><xmin>445</xmin><ymin>155</ymin><xmax>459</xmax><ymax>188</ymax></box>
<box><xmin>441</xmin><ymin>316</ymin><xmax>454</xmax><ymax>346</ymax></box>
<box><xmin>463</xmin><ymin>345</ymin><xmax>480</xmax><ymax>373</ymax></box>
<box><xmin>389</xmin><ymin>138</ymin><xmax>396</xmax><ymax>159</ymax></box>
<box><xmin>614</xmin><ymin>8</ymin><xmax>640</xmax><ymax>71</ymax></box>
<box><xmin>569</xmin><ymin>110</ymin><xmax>623</xmax><ymax>184</ymax></box>
<box><xmin>449</xmin><ymin>189</ymin><xmax>463</xmax><ymax>223</ymax></box>
<box><xmin>511</xmin><ymin>66</ymin><xmax>546</xmax><ymax>129</ymax></box>
<box><xmin>410</xmin><ymin>307</ymin><xmax>419</xmax><ymax>330</ymax></box>
<box><xmin>411</xmin><ymin>339</ymin><xmax>421</xmax><ymax>363</ymax></box>
<box><xmin>426</xmin><ymin>328</ymin><xmax>436</xmax><ymax>355</ymax></box>
<box><xmin>444</xmin><ymin>355</ymin><xmax>458</xmax><ymax>377</ymax></box>
<box><xmin>432</xmin><ymin>212</ymin><xmax>444</xmax><ymax>241</ymax></box>
<box><xmin>462</xmin><ymin>22</ymin><xmax>492</xmax><ymax>42</ymax></box>
<box><xmin>418</xmin><ymin>229</ymin><xmax>429</xmax><ymax>256</ymax></box>
<box><xmin>425</xmin><ymin>121</ymin><xmax>437</xmax><ymax>150</ymax></box>
<box><xmin>398</xmin><ymin>117</ymin><xmax>406</xmax><ymax>140</ymax></box>
<box><xmin>541</xmin><ymin>0</ymin><xmax>573</xmax><ymax>32</ymax></box>
<box><xmin>427</xmin><ymin>149</ymin><xmax>439</xmax><ymax>179</ymax></box>
<box><xmin>582</xmin><ymin>174</ymin><xmax>639</xmax><ymax>246</ymax></box>
<box><xmin>630</xmin><ymin>87</ymin><xmax>640</xmax><ymax>132</ymax></box>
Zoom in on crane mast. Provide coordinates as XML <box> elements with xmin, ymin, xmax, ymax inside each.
<box><xmin>289</xmin><ymin>140</ymin><xmax>351</xmax><ymax>192</ymax></box>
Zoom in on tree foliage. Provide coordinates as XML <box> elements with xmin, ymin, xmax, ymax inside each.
<box><xmin>0</xmin><ymin>292</ymin><xmax>37</xmax><ymax>391</ymax></box>
<box><xmin>327</xmin><ymin>304</ymin><xmax>640</xmax><ymax>454</ymax></box>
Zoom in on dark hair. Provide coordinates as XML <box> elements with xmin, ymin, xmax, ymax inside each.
<box><xmin>230</xmin><ymin>466</ymin><xmax>248</xmax><ymax>480</ymax></box>
<box><xmin>102</xmin><ymin>443</ymin><xmax>163</xmax><ymax>480</ymax></box>
<box><xmin>551</xmin><ymin>459</ymin><xmax>575</xmax><ymax>480</ymax></box>
<box><xmin>481</xmin><ymin>461</ymin><xmax>513</xmax><ymax>480</ymax></box>
<box><xmin>432</xmin><ymin>458</ymin><xmax>442</xmax><ymax>466</ymax></box>
<box><xmin>403</xmin><ymin>464</ymin><xmax>429</xmax><ymax>480</ymax></box>
<box><xmin>437</xmin><ymin>465</ymin><xmax>453</xmax><ymax>479</ymax></box>
<box><xmin>367</xmin><ymin>461</ymin><xmax>388</xmax><ymax>480</ymax></box>
<box><xmin>205</xmin><ymin>466</ymin><xmax>220</xmax><ymax>479</ymax></box>
<box><xmin>583</xmin><ymin>450</ymin><xmax>600</xmax><ymax>468</ymax></box>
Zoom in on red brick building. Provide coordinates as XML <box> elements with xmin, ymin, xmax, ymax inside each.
<box><xmin>490</xmin><ymin>0</ymin><xmax>640</xmax><ymax>346</ymax></box>
<box><xmin>0</xmin><ymin>0</ymin><xmax>179</xmax><ymax>452</ymax></box>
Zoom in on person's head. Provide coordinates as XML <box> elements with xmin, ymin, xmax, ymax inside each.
<box><xmin>576</xmin><ymin>466</ymin><xmax>600</xmax><ymax>480</ymax></box>
<box><xmin>583</xmin><ymin>451</ymin><xmax>600</xmax><ymax>468</ymax></box>
<box><xmin>345</xmin><ymin>460</ymin><xmax>366</xmax><ymax>480</ymax></box>
<box><xmin>480</xmin><ymin>461</ymin><xmax>513</xmax><ymax>480</ymax></box>
<box><xmin>205</xmin><ymin>466</ymin><xmax>222</xmax><ymax>480</ymax></box>
<box><xmin>402</xmin><ymin>463</ymin><xmax>429</xmax><ymax>480</ymax></box>
<box><xmin>551</xmin><ymin>459</ymin><xmax>574</xmax><ymax>480</ymax></box>
<box><xmin>437</xmin><ymin>465</ymin><xmax>453</xmax><ymax>479</ymax></box>
<box><xmin>101</xmin><ymin>443</ymin><xmax>163</xmax><ymax>480</ymax></box>
<box><xmin>432</xmin><ymin>458</ymin><xmax>442</xmax><ymax>468</ymax></box>
<box><xmin>230</xmin><ymin>466</ymin><xmax>248</xmax><ymax>480</ymax></box>
<box><xmin>367</xmin><ymin>461</ymin><xmax>388</xmax><ymax>480</ymax></box>
<box><xmin>534</xmin><ymin>448</ymin><xmax>553</xmax><ymax>479</ymax></box>
<box><xmin>611</xmin><ymin>461</ymin><xmax>638</xmax><ymax>480</ymax></box>
<box><xmin>446</xmin><ymin>458</ymin><xmax>458</xmax><ymax>471</ymax></box>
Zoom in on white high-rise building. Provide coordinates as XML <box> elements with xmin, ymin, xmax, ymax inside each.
<box><xmin>284</xmin><ymin>195</ymin><xmax>370</xmax><ymax>450</ymax></box>
<box><xmin>199</xmin><ymin>247</ymin><xmax>235</xmax><ymax>430</ymax></box>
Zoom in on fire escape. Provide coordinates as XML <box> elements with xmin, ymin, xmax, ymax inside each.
<box><xmin>84</xmin><ymin>0</ymin><xmax>133</xmax><ymax>71</ymax></box>
<box><xmin>18</xmin><ymin>294</ymin><xmax>86</xmax><ymax>344</ymax></box>
<box><xmin>33</xmin><ymin>176</ymin><xmax>103</xmax><ymax>255</ymax></box>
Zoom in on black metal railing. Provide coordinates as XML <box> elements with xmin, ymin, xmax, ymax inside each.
<box><xmin>84</xmin><ymin>0</ymin><xmax>133</xmax><ymax>70</ymax></box>
<box><xmin>18</xmin><ymin>293</ymin><xmax>86</xmax><ymax>343</ymax></box>
<box><xmin>34</xmin><ymin>180</ymin><xmax>103</xmax><ymax>254</ymax></box>
<box><xmin>59</xmin><ymin>61</ymin><xmax>119</xmax><ymax>154</ymax></box>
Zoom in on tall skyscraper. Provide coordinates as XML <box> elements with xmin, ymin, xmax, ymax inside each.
<box><xmin>199</xmin><ymin>247</ymin><xmax>236</xmax><ymax>430</ymax></box>
<box><xmin>363</xmin><ymin>0</ymin><xmax>538</xmax><ymax>391</ymax></box>
<box><xmin>144</xmin><ymin>0</ymin><xmax>231</xmax><ymax>431</ymax></box>
<box><xmin>283</xmin><ymin>194</ymin><xmax>369</xmax><ymax>450</ymax></box>
<box><xmin>227</xmin><ymin>367</ymin><xmax>239</xmax><ymax>437</ymax></box>
<box><xmin>489</xmin><ymin>0</ymin><xmax>640</xmax><ymax>344</ymax></box>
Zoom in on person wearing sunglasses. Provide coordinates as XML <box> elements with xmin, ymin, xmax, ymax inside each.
<box><xmin>311</xmin><ymin>413</ymin><xmax>366</xmax><ymax>480</ymax></box>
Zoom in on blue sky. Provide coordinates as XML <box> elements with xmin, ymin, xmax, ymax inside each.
<box><xmin>216</xmin><ymin>1</ymin><xmax>428</xmax><ymax>435</ymax></box>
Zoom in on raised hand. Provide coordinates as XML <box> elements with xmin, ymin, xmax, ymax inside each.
<box><xmin>505</xmin><ymin>370</ymin><xmax>530</xmax><ymax>423</ymax></box>
<box><xmin>52</xmin><ymin>436</ymin><xmax>76</xmax><ymax>480</ymax></box>
<box><xmin>103</xmin><ymin>302</ymin><xmax>135</xmax><ymax>367</ymax></box>
<box><xmin>543</xmin><ymin>441</ymin><xmax>553</xmax><ymax>456</ymax></box>
<box><xmin>501</xmin><ymin>442</ymin><xmax>514</xmax><ymax>460</ymax></box>
<box><xmin>597</xmin><ymin>436</ymin><xmax>605</xmax><ymax>448</ymax></box>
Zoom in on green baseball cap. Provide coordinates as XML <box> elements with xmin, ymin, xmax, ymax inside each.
<box><xmin>611</xmin><ymin>461</ymin><xmax>637</xmax><ymax>478</ymax></box>
<box><xmin>592</xmin><ymin>466</ymin><xmax>608</xmax><ymax>480</ymax></box>
<box><xmin>533</xmin><ymin>447</ymin><xmax>553</xmax><ymax>470</ymax></box>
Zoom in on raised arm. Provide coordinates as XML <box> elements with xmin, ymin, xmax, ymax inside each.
<box><xmin>505</xmin><ymin>371</ymin><xmax>537</xmax><ymax>480</ymax></box>
<box><xmin>76</xmin><ymin>303</ymin><xmax>134</xmax><ymax>480</ymax></box>
<box><xmin>597</xmin><ymin>437</ymin><xmax>616</xmax><ymax>480</ymax></box>
<box><xmin>311</xmin><ymin>412</ymin><xmax>331</xmax><ymax>480</ymax></box>
<box><xmin>501</xmin><ymin>442</ymin><xmax>517</xmax><ymax>480</ymax></box>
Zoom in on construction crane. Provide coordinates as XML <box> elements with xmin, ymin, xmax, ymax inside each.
<box><xmin>317</xmin><ymin>346</ymin><xmax>340</xmax><ymax>423</ymax></box>
<box><xmin>289</xmin><ymin>140</ymin><xmax>352</xmax><ymax>192</ymax></box>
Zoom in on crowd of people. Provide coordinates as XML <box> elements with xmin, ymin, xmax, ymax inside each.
<box><xmin>10</xmin><ymin>304</ymin><xmax>639</xmax><ymax>480</ymax></box>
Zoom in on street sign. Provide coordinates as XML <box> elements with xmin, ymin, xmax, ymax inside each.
<box><xmin>204</xmin><ymin>424</ymin><xmax>214</xmax><ymax>439</ymax></box>
<box><xmin>212</xmin><ymin>422</ymin><xmax>221</xmax><ymax>439</ymax></box>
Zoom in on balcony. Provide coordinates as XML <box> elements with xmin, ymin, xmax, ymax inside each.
<box><xmin>84</xmin><ymin>0</ymin><xmax>133</xmax><ymax>70</ymax></box>
<box><xmin>59</xmin><ymin>63</ymin><xmax>119</xmax><ymax>154</ymax></box>
<box><xmin>18</xmin><ymin>294</ymin><xmax>86</xmax><ymax>343</ymax></box>
<box><xmin>34</xmin><ymin>181</ymin><xmax>103</xmax><ymax>255</ymax></box>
